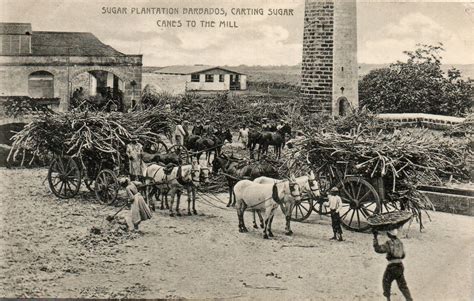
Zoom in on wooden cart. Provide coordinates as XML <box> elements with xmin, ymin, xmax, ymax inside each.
<box><xmin>289</xmin><ymin>161</ymin><xmax>400</xmax><ymax>232</ymax></box>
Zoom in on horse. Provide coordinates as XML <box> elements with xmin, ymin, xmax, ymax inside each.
<box><xmin>258</xmin><ymin>123</ymin><xmax>292</xmax><ymax>159</ymax></box>
<box><xmin>233</xmin><ymin>175</ymin><xmax>302</xmax><ymax>239</ymax></box>
<box><xmin>192</xmin><ymin>129</ymin><xmax>232</xmax><ymax>163</ymax></box>
<box><xmin>142</xmin><ymin>151</ymin><xmax>181</xmax><ymax>165</ymax></box>
<box><xmin>211</xmin><ymin>154</ymin><xmax>278</xmax><ymax>208</ymax></box>
<box><xmin>144</xmin><ymin>161</ymin><xmax>210</xmax><ymax>216</ymax></box>
<box><xmin>253</xmin><ymin>171</ymin><xmax>321</xmax><ymax>227</ymax></box>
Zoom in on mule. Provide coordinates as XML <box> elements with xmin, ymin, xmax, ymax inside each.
<box><xmin>233</xmin><ymin>176</ymin><xmax>302</xmax><ymax>239</ymax></box>
<box><xmin>144</xmin><ymin>161</ymin><xmax>210</xmax><ymax>216</ymax></box>
<box><xmin>211</xmin><ymin>154</ymin><xmax>278</xmax><ymax>207</ymax></box>
<box><xmin>253</xmin><ymin>171</ymin><xmax>320</xmax><ymax>226</ymax></box>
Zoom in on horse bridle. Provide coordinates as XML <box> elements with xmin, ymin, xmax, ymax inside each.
<box><xmin>288</xmin><ymin>182</ymin><xmax>302</xmax><ymax>198</ymax></box>
<box><xmin>191</xmin><ymin>166</ymin><xmax>209</xmax><ymax>184</ymax></box>
<box><xmin>307</xmin><ymin>178</ymin><xmax>320</xmax><ymax>193</ymax></box>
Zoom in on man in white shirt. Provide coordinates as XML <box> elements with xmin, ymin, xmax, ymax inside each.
<box><xmin>324</xmin><ymin>186</ymin><xmax>344</xmax><ymax>241</ymax></box>
<box><xmin>238</xmin><ymin>125</ymin><xmax>249</xmax><ymax>149</ymax></box>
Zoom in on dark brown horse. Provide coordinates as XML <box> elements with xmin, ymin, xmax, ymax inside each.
<box><xmin>187</xmin><ymin>129</ymin><xmax>232</xmax><ymax>163</ymax></box>
<box><xmin>258</xmin><ymin>124</ymin><xmax>292</xmax><ymax>159</ymax></box>
<box><xmin>212</xmin><ymin>154</ymin><xmax>278</xmax><ymax>205</ymax></box>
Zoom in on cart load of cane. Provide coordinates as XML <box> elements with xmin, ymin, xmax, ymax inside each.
<box><xmin>367</xmin><ymin>211</ymin><xmax>413</xmax><ymax>231</ymax></box>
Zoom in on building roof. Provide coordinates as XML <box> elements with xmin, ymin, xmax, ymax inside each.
<box><xmin>0</xmin><ymin>23</ymin><xmax>32</xmax><ymax>34</ymax></box>
<box><xmin>0</xmin><ymin>22</ymin><xmax>127</xmax><ymax>56</ymax></box>
<box><xmin>30</xmin><ymin>31</ymin><xmax>125</xmax><ymax>56</ymax></box>
<box><xmin>155</xmin><ymin>65</ymin><xmax>243</xmax><ymax>75</ymax></box>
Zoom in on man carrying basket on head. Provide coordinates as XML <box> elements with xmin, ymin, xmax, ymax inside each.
<box><xmin>373</xmin><ymin>228</ymin><xmax>413</xmax><ymax>301</ymax></box>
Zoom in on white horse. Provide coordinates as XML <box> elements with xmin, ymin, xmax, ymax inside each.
<box><xmin>252</xmin><ymin>170</ymin><xmax>321</xmax><ymax>228</ymax></box>
<box><xmin>233</xmin><ymin>175</ymin><xmax>302</xmax><ymax>239</ymax></box>
<box><xmin>144</xmin><ymin>161</ymin><xmax>210</xmax><ymax>216</ymax></box>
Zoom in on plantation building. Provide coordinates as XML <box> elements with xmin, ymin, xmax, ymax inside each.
<box><xmin>143</xmin><ymin>65</ymin><xmax>247</xmax><ymax>95</ymax></box>
<box><xmin>0</xmin><ymin>22</ymin><xmax>142</xmax><ymax>111</ymax></box>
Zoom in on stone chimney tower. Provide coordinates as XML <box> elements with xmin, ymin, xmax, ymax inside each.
<box><xmin>301</xmin><ymin>0</ymin><xmax>358</xmax><ymax>116</ymax></box>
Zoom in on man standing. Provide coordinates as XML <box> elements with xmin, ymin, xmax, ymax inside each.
<box><xmin>192</xmin><ymin>119</ymin><xmax>204</xmax><ymax>136</ymax></box>
<box><xmin>323</xmin><ymin>187</ymin><xmax>344</xmax><ymax>241</ymax></box>
<box><xmin>373</xmin><ymin>229</ymin><xmax>413</xmax><ymax>301</ymax></box>
<box><xmin>261</xmin><ymin>118</ymin><xmax>270</xmax><ymax>131</ymax></box>
<box><xmin>126</xmin><ymin>136</ymin><xmax>145</xmax><ymax>181</ymax></box>
<box><xmin>173</xmin><ymin>120</ymin><xmax>186</xmax><ymax>145</ymax></box>
<box><xmin>238</xmin><ymin>125</ymin><xmax>249</xmax><ymax>149</ymax></box>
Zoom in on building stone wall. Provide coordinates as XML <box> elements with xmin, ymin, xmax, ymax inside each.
<box><xmin>301</xmin><ymin>0</ymin><xmax>358</xmax><ymax>115</ymax></box>
<box><xmin>142</xmin><ymin>73</ymin><xmax>188</xmax><ymax>95</ymax></box>
<box><xmin>0</xmin><ymin>55</ymin><xmax>142</xmax><ymax>111</ymax></box>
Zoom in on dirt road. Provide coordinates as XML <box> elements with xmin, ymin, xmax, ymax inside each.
<box><xmin>0</xmin><ymin>168</ymin><xmax>473</xmax><ymax>300</ymax></box>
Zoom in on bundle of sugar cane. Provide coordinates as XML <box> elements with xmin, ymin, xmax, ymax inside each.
<box><xmin>8</xmin><ymin>110</ymin><xmax>171</xmax><ymax>166</ymax></box>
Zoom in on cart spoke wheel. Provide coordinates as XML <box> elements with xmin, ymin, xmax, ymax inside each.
<box><xmin>282</xmin><ymin>195</ymin><xmax>313</xmax><ymax>222</ymax></box>
<box><xmin>337</xmin><ymin>177</ymin><xmax>381</xmax><ymax>232</ymax></box>
<box><xmin>94</xmin><ymin>169</ymin><xmax>119</xmax><ymax>205</ymax></box>
<box><xmin>48</xmin><ymin>157</ymin><xmax>81</xmax><ymax>199</ymax></box>
<box><xmin>312</xmin><ymin>197</ymin><xmax>330</xmax><ymax>216</ymax></box>
<box><xmin>153</xmin><ymin>141</ymin><xmax>168</xmax><ymax>154</ymax></box>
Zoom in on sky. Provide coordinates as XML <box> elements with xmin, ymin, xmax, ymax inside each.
<box><xmin>1</xmin><ymin>0</ymin><xmax>473</xmax><ymax>66</ymax></box>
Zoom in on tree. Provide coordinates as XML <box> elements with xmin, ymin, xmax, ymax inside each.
<box><xmin>359</xmin><ymin>43</ymin><xmax>473</xmax><ymax>116</ymax></box>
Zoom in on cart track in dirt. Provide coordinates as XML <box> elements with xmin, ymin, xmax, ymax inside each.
<box><xmin>0</xmin><ymin>168</ymin><xmax>473</xmax><ymax>300</ymax></box>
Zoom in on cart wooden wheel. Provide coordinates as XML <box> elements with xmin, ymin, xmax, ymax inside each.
<box><xmin>169</xmin><ymin>144</ymin><xmax>190</xmax><ymax>164</ymax></box>
<box><xmin>337</xmin><ymin>177</ymin><xmax>381</xmax><ymax>232</ymax></box>
<box><xmin>48</xmin><ymin>156</ymin><xmax>82</xmax><ymax>199</ymax></box>
<box><xmin>94</xmin><ymin>169</ymin><xmax>119</xmax><ymax>205</ymax></box>
<box><xmin>284</xmin><ymin>195</ymin><xmax>313</xmax><ymax>222</ymax></box>
<box><xmin>312</xmin><ymin>198</ymin><xmax>331</xmax><ymax>215</ymax></box>
<box><xmin>152</xmin><ymin>140</ymin><xmax>168</xmax><ymax>153</ymax></box>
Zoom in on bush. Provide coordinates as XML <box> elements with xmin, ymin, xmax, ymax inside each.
<box><xmin>359</xmin><ymin>43</ymin><xmax>473</xmax><ymax>116</ymax></box>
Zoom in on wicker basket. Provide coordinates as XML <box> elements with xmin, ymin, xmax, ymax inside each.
<box><xmin>367</xmin><ymin>211</ymin><xmax>413</xmax><ymax>231</ymax></box>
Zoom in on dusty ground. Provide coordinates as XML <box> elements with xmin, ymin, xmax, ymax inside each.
<box><xmin>0</xmin><ymin>168</ymin><xmax>473</xmax><ymax>300</ymax></box>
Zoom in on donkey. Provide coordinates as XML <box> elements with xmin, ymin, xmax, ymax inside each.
<box><xmin>144</xmin><ymin>161</ymin><xmax>210</xmax><ymax>216</ymax></box>
<box><xmin>233</xmin><ymin>175</ymin><xmax>302</xmax><ymax>239</ymax></box>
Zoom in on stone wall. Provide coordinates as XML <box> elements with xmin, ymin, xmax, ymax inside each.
<box><xmin>301</xmin><ymin>0</ymin><xmax>358</xmax><ymax>115</ymax></box>
<box><xmin>332</xmin><ymin>0</ymin><xmax>358</xmax><ymax>115</ymax></box>
<box><xmin>0</xmin><ymin>55</ymin><xmax>142</xmax><ymax>111</ymax></box>
<box><xmin>301</xmin><ymin>0</ymin><xmax>334</xmax><ymax>112</ymax></box>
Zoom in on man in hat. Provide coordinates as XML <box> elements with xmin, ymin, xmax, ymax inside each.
<box><xmin>126</xmin><ymin>136</ymin><xmax>145</xmax><ymax>181</ymax></box>
<box><xmin>192</xmin><ymin>119</ymin><xmax>204</xmax><ymax>136</ymax></box>
<box><xmin>276</xmin><ymin>119</ymin><xmax>285</xmax><ymax>131</ymax></box>
<box><xmin>202</xmin><ymin>120</ymin><xmax>211</xmax><ymax>136</ymax></box>
<box><xmin>323</xmin><ymin>186</ymin><xmax>344</xmax><ymax>241</ymax></box>
<box><xmin>373</xmin><ymin>228</ymin><xmax>413</xmax><ymax>301</ymax></box>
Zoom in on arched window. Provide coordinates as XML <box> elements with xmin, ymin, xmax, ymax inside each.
<box><xmin>28</xmin><ymin>71</ymin><xmax>54</xmax><ymax>98</ymax></box>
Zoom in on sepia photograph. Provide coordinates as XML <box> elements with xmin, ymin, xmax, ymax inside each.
<box><xmin>0</xmin><ymin>0</ymin><xmax>473</xmax><ymax>300</ymax></box>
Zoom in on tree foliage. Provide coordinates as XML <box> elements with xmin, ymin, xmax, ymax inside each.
<box><xmin>359</xmin><ymin>43</ymin><xmax>473</xmax><ymax>116</ymax></box>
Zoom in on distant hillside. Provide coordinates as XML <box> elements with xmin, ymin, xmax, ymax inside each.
<box><xmin>143</xmin><ymin>64</ymin><xmax>473</xmax><ymax>86</ymax></box>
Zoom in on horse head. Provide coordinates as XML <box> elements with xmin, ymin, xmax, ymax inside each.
<box><xmin>278</xmin><ymin>123</ymin><xmax>292</xmax><ymax>136</ymax></box>
<box><xmin>189</xmin><ymin>160</ymin><xmax>209</xmax><ymax>186</ymax></box>
<box><xmin>223</xmin><ymin>129</ymin><xmax>233</xmax><ymax>143</ymax></box>
<box><xmin>211</xmin><ymin>155</ymin><xmax>227</xmax><ymax>175</ymax></box>
<box><xmin>306</xmin><ymin>170</ymin><xmax>320</xmax><ymax>197</ymax></box>
<box><xmin>288</xmin><ymin>174</ymin><xmax>302</xmax><ymax>202</ymax></box>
